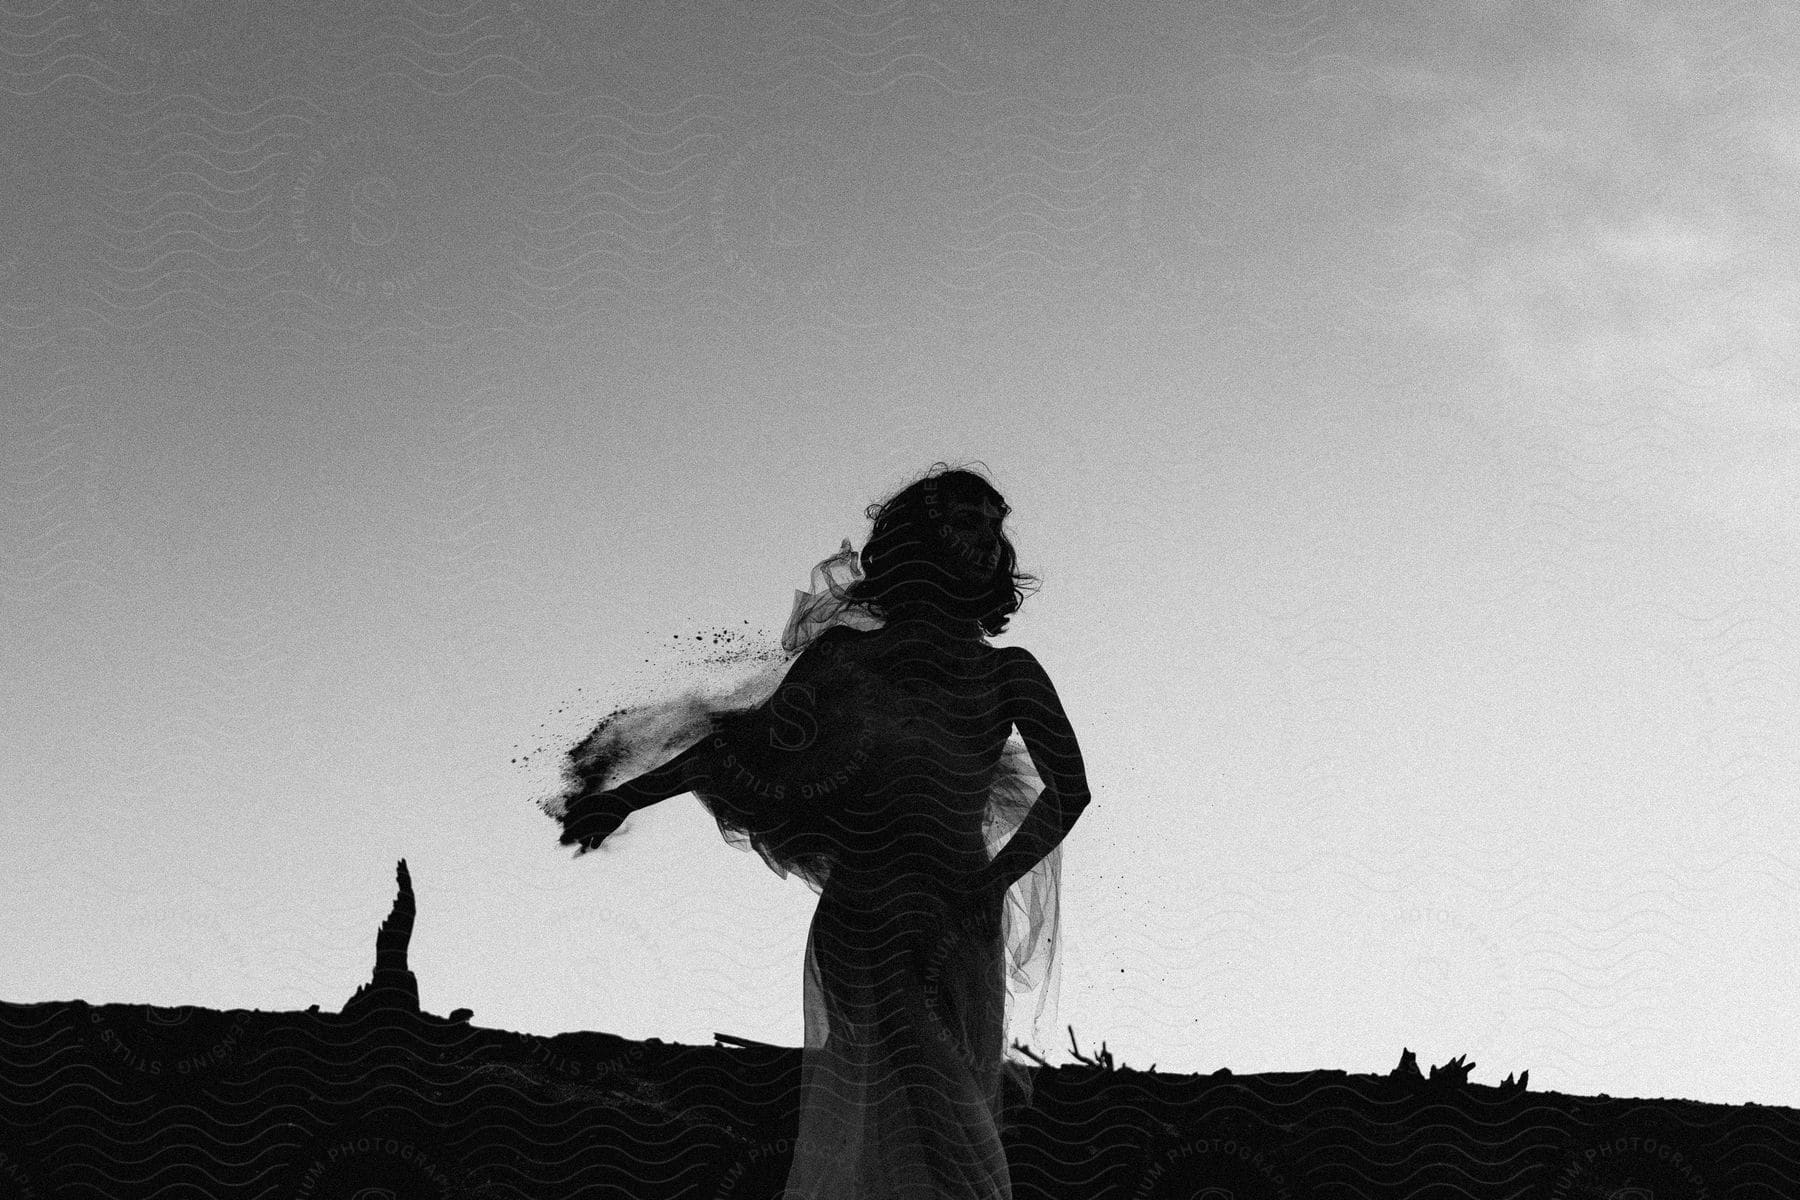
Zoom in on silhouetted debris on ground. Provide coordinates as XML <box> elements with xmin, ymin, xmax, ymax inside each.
<box><xmin>2</xmin><ymin>998</ymin><xmax>1790</xmax><ymax>1199</ymax></box>
<box><xmin>1392</xmin><ymin>1045</ymin><xmax>1425</xmax><ymax>1081</ymax></box>
<box><xmin>340</xmin><ymin>858</ymin><xmax>420</xmax><ymax>1019</ymax></box>
<box><xmin>1390</xmin><ymin>1046</ymin><xmax>1526</xmax><ymax>1097</ymax></box>
<box><xmin>1428</xmin><ymin>1051</ymin><xmax>1475</xmax><ymax>1088</ymax></box>
<box><xmin>1</xmin><ymin>864</ymin><xmax>1780</xmax><ymax>1197</ymax></box>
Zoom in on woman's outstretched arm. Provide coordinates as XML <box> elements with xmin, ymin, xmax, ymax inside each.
<box><xmin>612</xmin><ymin>738</ymin><xmax>712</xmax><ymax>810</ymax></box>
<box><xmin>559</xmin><ymin>737</ymin><xmax>713</xmax><ymax>848</ymax></box>
<box><xmin>562</xmin><ymin>628</ymin><xmax>861</xmax><ymax>848</ymax></box>
<box><xmin>982</xmin><ymin>647</ymin><xmax>1092</xmax><ymax>891</ymax></box>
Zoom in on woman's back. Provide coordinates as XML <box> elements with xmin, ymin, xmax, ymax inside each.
<box><xmin>813</xmin><ymin>623</ymin><xmax>1018</xmax><ymax>891</ymax></box>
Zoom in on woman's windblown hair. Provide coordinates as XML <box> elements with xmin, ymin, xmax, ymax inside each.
<box><xmin>840</xmin><ymin>462</ymin><xmax>1039</xmax><ymax>638</ymax></box>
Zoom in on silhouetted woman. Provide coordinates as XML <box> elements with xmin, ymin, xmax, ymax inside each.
<box><xmin>545</xmin><ymin>463</ymin><xmax>1092</xmax><ymax>1200</ymax></box>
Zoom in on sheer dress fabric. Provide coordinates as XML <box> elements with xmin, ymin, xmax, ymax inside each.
<box><xmin>548</xmin><ymin>540</ymin><xmax>1063</xmax><ymax>1199</ymax></box>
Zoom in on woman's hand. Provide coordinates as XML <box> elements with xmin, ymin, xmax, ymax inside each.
<box><xmin>558</xmin><ymin>788</ymin><xmax>636</xmax><ymax>853</ymax></box>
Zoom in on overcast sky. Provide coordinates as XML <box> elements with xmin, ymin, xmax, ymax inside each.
<box><xmin>4</xmin><ymin>0</ymin><xmax>1798</xmax><ymax>1108</ymax></box>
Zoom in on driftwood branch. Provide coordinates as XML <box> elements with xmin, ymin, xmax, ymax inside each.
<box><xmin>1066</xmin><ymin>1025</ymin><xmax>1115</xmax><ymax>1071</ymax></box>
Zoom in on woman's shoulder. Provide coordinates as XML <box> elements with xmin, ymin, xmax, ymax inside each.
<box><xmin>989</xmin><ymin>642</ymin><xmax>1036</xmax><ymax>674</ymax></box>
<box><xmin>990</xmin><ymin>644</ymin><xmax>1052</xmax><ymax>706</ymax></box>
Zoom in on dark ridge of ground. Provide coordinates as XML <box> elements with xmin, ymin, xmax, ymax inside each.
<box><xmin>0</xmin><ymin>998</ymin><xmax>1784</xmax><ymax>1199</ymax></box>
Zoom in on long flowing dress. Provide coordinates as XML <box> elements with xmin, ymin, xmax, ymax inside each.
<box><xmin>544</xmin><ymin>541</ymin><xmax>1063</xmax><ymax>1200</ymax></box>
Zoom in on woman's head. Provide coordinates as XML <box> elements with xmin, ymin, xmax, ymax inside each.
<box><xmin>845</xmin><ymin>462</ymin><xmax>1038</xmax><ymax>637</ymax></box>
